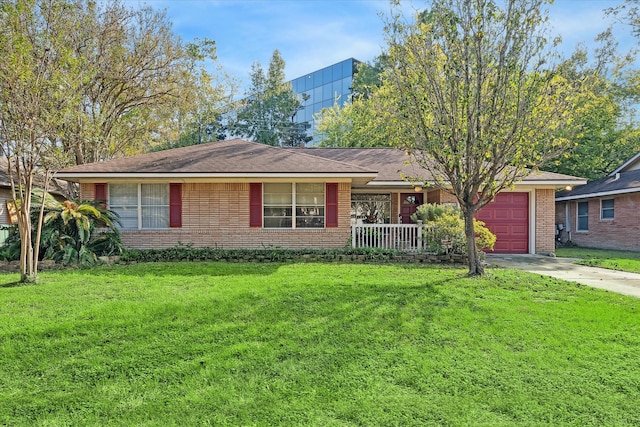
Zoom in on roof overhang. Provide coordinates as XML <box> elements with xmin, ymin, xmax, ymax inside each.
<box><xmin>610</xmin><ymin>152</ymin><xmax>640</xmax><ymax>175</ymax></box>
<box><xmin>55</xmin><ymin>172</ymin><xmax>378</xmax><ymax>185</ymax></box>
<box><xmin>518</xmin><ymin>179</ymin><xmax>587</xmax><ymax>187</ymax></box>
<box><xmin>556</xmin><ymin>186</ymin><xmax>640</xmax><ymax>202</ymax></box>
<box><xmin>362</xmin><ymin>179</ymin><xmax>587</xmax><ymax>189</ymax></box>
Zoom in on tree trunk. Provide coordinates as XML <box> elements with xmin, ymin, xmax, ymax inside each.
<box><xmin>463</xmin><ymin>208</ymin><xmax>484</xmax><ymax>276</ymax></box>
<box><xmin>16</xmin><ymin>175</ymin><xmax>38</xmax><ymax>284</ymax></box>
<box><xmin>18</xmin><ymin>205</ymin><xmax>37</xmax><ymax>283</ymax></box>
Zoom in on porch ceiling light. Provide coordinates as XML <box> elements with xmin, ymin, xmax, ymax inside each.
<box><xmin>414</xmin><ymin>185</ymin><xmax>423</xmax><ymax>192</ymax></box>
<box><xmin>565</xmin><ymin>185</ymin><xmax>572</xmax><ymax>191</ymax></box>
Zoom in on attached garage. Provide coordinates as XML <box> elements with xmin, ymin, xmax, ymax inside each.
<box><xmin>476</xmin><ymin>192</ymin><xmax>529</xmax><ymax>254</ymax></box>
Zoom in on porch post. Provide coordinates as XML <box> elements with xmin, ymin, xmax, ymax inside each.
<box><xmin>351</xmin><ymin>218</ymin><xmax>356</xmax><ymax>249</ymax></box>
<box><xmin>417</xmin><ymin>220</ymin><xmax>423</xmax><ymax>253</ymax></box>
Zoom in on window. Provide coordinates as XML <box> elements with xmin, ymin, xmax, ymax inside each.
<box><xmin>601</xmin><ymin>199</ymin><xmax>614</xmax><ymax>220</ymax></box>
<box><xmin>110</xmin><ymin>183</ymin><xmax>170</xmax><ymax>229</ymax></box>
<box><xmin>577</xmin><ymin>201</ymin><xmax>589</xmax><ymax>231</ymax></box>
<box><xmin>263</xmin><ymin>183</ymin><xmax>325</xmax><ymax>228</ymax></box>
<box><xmin>351</xmin><ymin>194</ymin><xmax>391</xmax><ymax>224</ymax></box>
<box><xmin>141</xmin><ymin>184</ymin><xmax>169</xmax><ymax>228</ymax></box>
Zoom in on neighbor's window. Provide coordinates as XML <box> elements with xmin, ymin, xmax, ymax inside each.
<box><xmin>110</xmin><ymin>184</ymin><xmax>169</xmax><ymax>229</ymax></box>
<box><xmin>577</xmin><ymin>201</ymin><xmax>589</xmax><ymax>231</ymax></box>
<box><xmin>263</xmin><ymin>183</ymin><xmax>324</xmax><ymax>228</ymax></box>
<box><xmin>351</xmin><ymin>193</ymin><xmax>391</xmax><ymax>224</ymax></box>
<box><xmin>601</xmin><ymin>198</ymin><xmax>614</xmax><ymax>220</ymax></box>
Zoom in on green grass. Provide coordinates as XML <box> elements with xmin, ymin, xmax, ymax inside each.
<box><xmin>556</xmin><ymin>246</ymin><xmax>640</xmax><ymax>273</ymax></box>
<box><xmin>1</xmin><ymin>262</ymin><xmax>639</xmax><ymax>426</ymax></box>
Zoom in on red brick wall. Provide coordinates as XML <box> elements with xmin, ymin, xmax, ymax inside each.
<box><xmin>83</xmin><ymin>181</ymin><xmax>352</xmax><ymax>250</ymax></box>
<box><xmin>535</xmin><ymin>189</ymin><xmax>556</xmax><ymax>255</ymax></box>
<box><xmin>556</xmin><ymin>194</ymin><xmax>640</xmax><ymax>251</ymax></box>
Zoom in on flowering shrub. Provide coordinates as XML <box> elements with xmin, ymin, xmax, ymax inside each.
<box><xmin>411</xmin><ymin>203</ymin><xmax>496</xmax><ymax>255</ymax></box>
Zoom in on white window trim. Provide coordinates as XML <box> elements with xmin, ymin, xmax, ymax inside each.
<box><xmin>600</xmin><ymin>198</ymin><xmax>614</xmax><ymax>221</ymax></box>
<box><xmin>110</xmin><ymin>183</ymin><xmax>169</xmax><ymax>230</ymax></box>
<box><xmin>576</xmin><ymin>201</ymin><xmax>589</xmax><ymax>232</ymax></box>
<box><xmin>263</xmin><ymin>183</ymin><xmax>325</xmax><ymax>230</ymax></box>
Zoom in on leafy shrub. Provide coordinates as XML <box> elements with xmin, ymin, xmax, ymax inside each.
<box><xmin>0</xmin><ymin>198</ymin><xmax>123</xmax><ymax>265</ymax></box>
<box><xmin>120</xmin><ymin>245</ymin><xmax>401</xmax><ymax>263</ymax></box>
<box><xmin>41</xmin><ymin>199</ymin><xmax>123</xmax><ymax>264</ymax></box>
<box><xmin>411</xmin><ymin>203</ymin><xmax>496</xmax><ymax>255</ymax></box>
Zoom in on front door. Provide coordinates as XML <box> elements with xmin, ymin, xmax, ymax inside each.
<box><xmin>400</xmin><ymin>193</ymin><xmax>423</xmax><ymax>224</ymax></box>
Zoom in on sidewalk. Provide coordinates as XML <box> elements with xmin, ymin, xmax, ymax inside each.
<box><xmin>486</xmin><ymin>254</ymin><xmax>640</xmax><ymax>298</ymax></box>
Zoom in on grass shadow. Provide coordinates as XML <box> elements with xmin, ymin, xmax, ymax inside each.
<box><xmin>69</xmin><ymin>260</ymin><xmax>283</xmax><ymax>278</ymax></box>
<box><xmin>0</xmin><ymin>280</ymin><xmax>29</xmax><ymax>288</ymax></box>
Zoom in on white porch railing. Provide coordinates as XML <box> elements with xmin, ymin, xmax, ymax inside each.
<box><xmin>351</xmin><ymin>222</ymin><xmax>435</xmax><ymax>253</ymax></box>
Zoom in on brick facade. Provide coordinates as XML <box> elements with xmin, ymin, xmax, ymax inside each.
<box><xmin>80</xmin><ymin>182</ymin><xmax>560</xmax><ymax>254</ymax></box>
<box><xmin>556</xmin><ymin>194</ymin><xmax>640</xmax><ymax>251</ymax></box>
<box><xmin>426</xmin><ymin>189</ymin><xmax>458</xmax><ymax>205</ymax></box>
<box><xmin>535</xmin><ymin>189</ymin><xmax>556</xmax><ymax>255</ymax></box>
<box><xmin>82</xmin><ymin>181</ymin><xmax>352</xmax><ymax>250</ymax></box>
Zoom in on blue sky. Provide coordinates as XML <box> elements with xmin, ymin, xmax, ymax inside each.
<box><xmin>135</xmin><ymin>0</ymin><xmax>634</xmax><ymax>91</ymax></box>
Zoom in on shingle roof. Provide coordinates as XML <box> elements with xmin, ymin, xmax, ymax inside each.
<box><xmin>57</xmin><ymin>139</ymin><xmax>376</xmax><ymax>177</ymax></box>
<box><xmin>56</xmin><ymin>138</ymin><xmax>586</xmax><ymax>188</ymax></box>
<box><xmin>307</xmin><ymin>147</ymin><xmax>585</xmax><ymax>184</ymax></box>
<box><xmin>556</xmin><ymin>169</ymin><xmax>640</xmax><ymax>201</ymax></box>
<box><xmin>303</xmin><ymin>147</ymin><xmax>420</xmax><ymax>182</ymax></box>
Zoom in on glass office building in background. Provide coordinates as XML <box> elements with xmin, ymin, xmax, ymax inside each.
<box><xmin>290</xmin><ymin>58</ymin><xmax>360</xmax><ymax>146</ymax></box>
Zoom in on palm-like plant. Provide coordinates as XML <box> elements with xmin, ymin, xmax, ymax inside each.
<box><xmin>41</xmin><ymin>199</ymin><xmax>122</xmax><ymax>264</ymax></box>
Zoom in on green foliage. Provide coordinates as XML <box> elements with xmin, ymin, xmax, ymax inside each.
<box><xmin>351</xmin><ymin>54</ymin><xmax>390</xmax><ymax>100</ymax></box>
<box><xmin>544</xmin><ymin>39</ymin><xmax>640</xmax><ymax>180</ymax></box>
<box><xmin>1</xmin><ymin>263</ymin><xmax>639</xmax><ymax>425</ymax></box>
<box><xmin>120</xmin><ymin>244</ymin><xmax>400</xmax><ymax>263</ymax></box>
<box><xmin>232</xmin><ymin>50</ymin><xmax>310</xmax><ymax>147</ymax></box>
<box><xmin>315</xmin><ymin>56</ymin><xmax>396</xmax><ymax>148</ymax></box>
<box><xmin>40</xmin><ymin>199</ymin><xmax>122</xmax><ymax>264</ymax></box>
<box><xmin>0</xmin><ymin>199</ymin><xmax>123</xmax><ymax>265</ymax></box>
<box><xmin>315</xmin><ymin>86</ymin><xmax>395</xmax><ymax>148</ymax></box>
<box><xmin>384</xmin><ymin>0</ymin><xmax>588</xmax><ymax>275</ymax></box>
<box><xmin>411</xmin><ymin>203</ymin><xmax>496</xmax><ymax>254</ymax></box>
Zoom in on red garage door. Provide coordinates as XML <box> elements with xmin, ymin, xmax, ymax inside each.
<box><xmin>476</xmin><ymin>192</ymin><xmax>529</xmax><ymax>254</ymax></box>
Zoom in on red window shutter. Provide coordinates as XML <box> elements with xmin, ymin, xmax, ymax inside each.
<box><xmin>169</xmin><ymin>183</ymin><xmax>182</xmax><ymax>228</ymax></box>
<box><xmin>94</xmin><ymin>183</ymin><xmax>107</xmax><ymax>202</ymax></box>
<box><xmin>249</xmin><ymin>183</ymin><xmax>262</xmax><ymax>227</ymax></box>
<box><xmin>326</xmin><ymin>183</ymin><xmax>338</xmax><ymax>227</ymax></box>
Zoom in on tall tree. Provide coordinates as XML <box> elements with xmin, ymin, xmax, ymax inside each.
<box><xmin>385</xmin><ymin>0</ymin><xmax>586</xmax><ymax>275</ymax></box>
<box><xmin>547</xmin><ymin>39</ymin><xmax>640</xmax><ymax>180</ymax></box>
<box><xmin>315</xmin><ymin>55</ymin><xmax>396</xmax><ymax>147</ymax></box>
<box><xmin>57</xmin><ymin>1</ymin><xmax>233</xmax><ymax>164</ymax></box>
<box><xmin>0</xmin><ymin>0</ymin><xmax>79</xmax><ymax>282</ymax></box>
<box><xmin>232</xmin><ymin>50</ymin><xmax>310</xmax><ymax>146</ymax></box>
<box><xmin>351</xmin><ymin>54</ymin><xmax>390</xmax><ymax>100</ymax></box>
<box><xmin>0</xmin><ymin>0</ymin><xmax>233</xmax><ymax>281</ymax></box>
<box><xmin>316</xmin><ymin>84</ymin><xmax>395</xmax><ymax>147</ymax></box>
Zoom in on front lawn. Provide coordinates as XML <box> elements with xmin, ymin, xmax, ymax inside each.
<box><xmin>1</xmin><ymin>262</ymin><xmax>639</xmax><ymax>426</ymax></box>
<box><xmin>556</xmin><ymin>246</ymin><xmax>640</xmax><ymax>273</ymax></box>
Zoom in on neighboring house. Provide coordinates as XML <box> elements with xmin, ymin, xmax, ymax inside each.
<box><xmin>0</xmin><ymin>160</ymin><xmax>15</xmax><ymax>241</ymax></box>
<box><xmin>555</xmin><ymin>151</ymin><xmax>640</xmax><ymax>251</ymax></box>
<box><xmin>0</xmin><ymin>159</ymin><xmax>66</xmax><ymax>245</ymax></box>
<box><xmin>55</xmin><ymin>139</ymin><xmax>585</xmax><ymax>254</ymax></box>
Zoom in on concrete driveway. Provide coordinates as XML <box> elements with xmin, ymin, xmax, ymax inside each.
<box><xmin>486</xmin><ymin>254</ymin><xmax>640</xmax><ymax>298</ymax></box>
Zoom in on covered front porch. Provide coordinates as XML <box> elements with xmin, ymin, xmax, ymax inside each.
<box><xmin>350</xmin><ymin>188</ymin><xmax>457</xmax><ymax>225</ymax></box>
<box><xmin>350</xmin><ymin>188</ymin><xmax>459</xmax><ymax>253</ymax></box>
<box><xmin>351</xmin><ymin>222</ymin><xmax>452</xmax><ymax>253</ymax></box>
<box><xmin>351</xmin><ymin>223</ymin><xmax>434</xmax><ymax>253</ymax></box>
